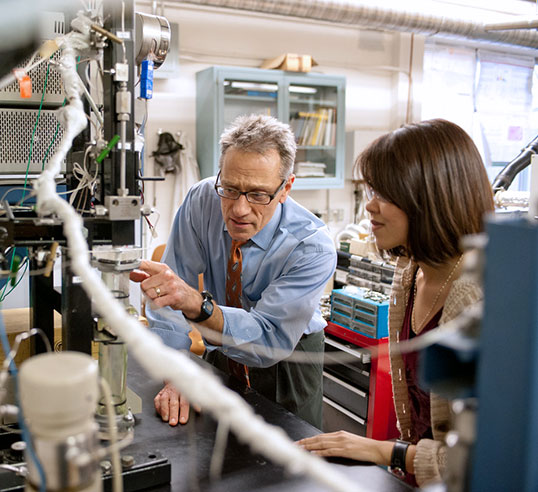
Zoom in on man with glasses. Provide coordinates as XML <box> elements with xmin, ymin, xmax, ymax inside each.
<box><xmin>130</xmin><ymin>114</ymin><xmax>336</xmax><ymax>428</ymax></box>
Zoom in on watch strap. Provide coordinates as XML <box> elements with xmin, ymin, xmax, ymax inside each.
<box><xmin>390</xmin><ymin>439</ymin><xmax>410</xmax><ymax>476</ymax></box>
<box><xmin>185</xmin><ymin>290</ymin><xmax>214</xmax><ymax>323</ymax></box>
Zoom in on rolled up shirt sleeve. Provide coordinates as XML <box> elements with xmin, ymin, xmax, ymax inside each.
<box><xmin>143</xmin><ymin>180</ymin><xmax>213</xmax><ymax>350</ymax></box>
<box><xmin>145</xmin><ymin>177</ymin><xmax>337</xmax><ymax>368</ymax></box>
<box><xmin>146</xmin><ymin>304</ymin><xmax>193</xmax><ymax>351</ymax></box>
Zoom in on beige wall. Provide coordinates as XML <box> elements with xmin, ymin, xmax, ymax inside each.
<box><xmin>136</xmin><ymin>2</ymin><xmax>424</xmax><ymax>250</ymax></box>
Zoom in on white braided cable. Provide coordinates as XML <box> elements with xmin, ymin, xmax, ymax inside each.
<box><xmin>32</xmin><ymin>15</ymin><xmax>363</xmax><ymax>492</ymax></box>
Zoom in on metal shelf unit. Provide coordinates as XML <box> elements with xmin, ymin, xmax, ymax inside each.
<box><xmin>196</xmin><ymin>66</ymin><xmax>346</xmax><ymax>190</ymax></box>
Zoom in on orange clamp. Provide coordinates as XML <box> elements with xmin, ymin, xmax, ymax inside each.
<box><xmin>19</xmin><ymin>75</ymin><xmax>32</xmax><ymax>99</ymax></box>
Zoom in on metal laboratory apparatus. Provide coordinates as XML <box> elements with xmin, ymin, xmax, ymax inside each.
<box><xmin>92</xmin><ymin>246</ymin><xmax>141</xmax><ymax>439</ymax></box>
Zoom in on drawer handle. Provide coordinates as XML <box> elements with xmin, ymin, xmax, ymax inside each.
<box><xmin>323</xmin><ymin>371</ymin><xmax>367</xmax><ymax>398</ymax></box>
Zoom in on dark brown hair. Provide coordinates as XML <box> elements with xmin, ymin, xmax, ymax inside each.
<box><xmin>355</xmin><ymin>119</ymin><xmax>494</xmax><ymax>265</ymax></box>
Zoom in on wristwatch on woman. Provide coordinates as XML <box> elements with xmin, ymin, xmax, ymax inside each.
<box><xmin>390</xmin><ymin>439</ymin><xmax>410</xmax><ymax>479</ymax></box>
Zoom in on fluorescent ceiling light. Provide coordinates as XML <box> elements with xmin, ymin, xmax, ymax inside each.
<box><xmin>289</xmin><ymin>85</ymin><xmax>317</xmax><ymax>94</ymax></box>
<box><xmin>230</xmin><ymin>81</ymin><xmax>278</xmax><ymax>91</ymax></box>
<box><xmin>228</xmin><ymin>82</ymin><xmax>316</xmax><ymax>94</ymax></box>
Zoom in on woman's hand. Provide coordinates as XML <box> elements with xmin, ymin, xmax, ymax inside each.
<box><xmin>297</xmin><ymin>431</ymin><xmax>394</xmax><ymax>466</ymax></box>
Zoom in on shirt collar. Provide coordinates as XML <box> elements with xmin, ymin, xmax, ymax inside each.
<box><xmin>250</xmin><ymin>203</ymin><xmax>282</xmax><ymax>250</ymax></box>
<box><xmin>222</xmin><ymin>203</ymin><xmax>282</xmax><ymax>251</ymax></box>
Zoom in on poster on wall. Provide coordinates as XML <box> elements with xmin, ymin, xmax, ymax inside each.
<box><xmin>476</xmin><ymin>52</ymin><xmax>537</xmax><ymax>165</ymax></box>
<box><xmin>422</xmin><ymin>44</ymin><xmax>476</xmax><ymax>136</ymax></box>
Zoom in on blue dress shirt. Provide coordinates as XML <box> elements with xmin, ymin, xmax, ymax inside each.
<box><xmin>146</xmin><ymin>177</ymin><xmax>337</xmax><ymax>368</ymax></box>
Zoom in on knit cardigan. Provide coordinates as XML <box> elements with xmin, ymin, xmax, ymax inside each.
<box><xmin>388</xmin><ymin>256</ymin><xmax>483</xmax><ymax>487</ymax></box>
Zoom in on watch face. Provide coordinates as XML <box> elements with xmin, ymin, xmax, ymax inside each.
<box><xmin>202</xmin><ymin>299</ymin><xmax>214</xmax><ymax>317</ymax></box>
<box><xmin>185</xmin><ymin>291</ymin><xmax>214</xmax><ymax>322</ymax></box>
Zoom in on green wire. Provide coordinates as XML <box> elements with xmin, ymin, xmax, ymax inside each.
<box><xmin>22</xmin><ymin>61</ymin><xmax>51</xmax><ymax>201</ymax></box>
<box><xmin>9</xmin><ymin>255</ymin><xmax>21</xmax><ymax>287</ymax></box>
<box><xmin>41</xmin><ymin>121</ymin><xmax>59</xmax><ymax>170</ymax></box>
<box><xmin>42</xmin><ymin>99</ymin><xmax>66</xmax><ymax>170</ymax></box>
<box><xmin>0</xmin><ymin>249</ymin><xmax>27</xmax><ymax>301</ymax></box>
<box><xmin>0</xmin><ymin>259</ymin><xmax>29</xmax><ymax>302</ymax></box>
<box><xmin>0</xmin><ymin>252</ymin><xmax>16</xmax><ymax>301</ymax></box>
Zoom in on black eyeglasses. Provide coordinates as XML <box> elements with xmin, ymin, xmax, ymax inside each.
<box><xmin>214</xmin><ymin>171</ymin><xmax>287</xmax><ymax>205</ymax></box>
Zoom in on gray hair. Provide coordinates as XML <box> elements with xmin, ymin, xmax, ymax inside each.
<box><xmin>219</xmin><ymin>114</ymin><xmax>297</xmax><ymax>179</ymax></box>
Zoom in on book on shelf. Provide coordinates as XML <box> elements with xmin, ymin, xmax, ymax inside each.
<box><xmin>289</xmin><ymin>108</ymin><xmax>336</xmax><ymax>146</ymax></box>
<box><xmin>315</xmin><ymin>109</ymin><xmax>328</xmax><ymax>146</ymax></box>
<box><xmin>246</xmin><ymin>90</ymin><xmax>277</xmax><ymax>98</ymax></box>
<box><xmin>322</xmin><ymin>108</ymin><xmax>330</xmax><ymax>147</ymax></box>
<box><xmin>310</xmin><ymin>109</ymin><xmax>326</xmax><ymax>146</ymax></box>
<box><xmin>295</xmin><ymin>161</ymin><xmax>327</xmax><ymax>178</ymax></box>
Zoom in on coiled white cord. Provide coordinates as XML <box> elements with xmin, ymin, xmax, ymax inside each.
<box><xmin>32</xmin><ymin>12</ymin><xmax>361</xmax><ymax>492</ymax></box>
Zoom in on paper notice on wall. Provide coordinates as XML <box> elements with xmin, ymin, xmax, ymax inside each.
<box><xmin>478</xmin><ymin>112</ymin><xmax>533</xmax><ymax>164</ymax></box>
<box><xmin>476</xmin><ymin>52</ymin><xmax>537</xmax><ymax>164</ymax></box>
<box><xmin>422</xmin><ymin>44</ymin><xmax>476</xmax><ymax>135</ymax></box>
<box><xmin>476</xmin><ymin>53</ymin><xmax>533</xmax><ymax>115</ymax></box>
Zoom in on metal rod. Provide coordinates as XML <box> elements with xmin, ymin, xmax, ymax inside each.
<box><xmin>484</xmin><ymin>19</ymin><xmax>538</xmax><ymax>31</ymax></box>
<box><xmin>91</xmin><ymin>23</ymin><xmax>124</xmax><ymax>45</ymax></box>
<box><xmin>76</xmin><ymin>72</ymin><xmax>104</xmax><ymax>127</ymax></box>
<box><xmin>119</xmin><ymin>119</ymin><xmax>127</xmax><ymax>193</ymax></box>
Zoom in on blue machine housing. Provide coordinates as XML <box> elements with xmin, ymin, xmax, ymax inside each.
<box><xmin>330</xmin><ymin>287</ymin><xmax>389</xmax><ymax>339</ymax></box>
<box><xmin>472</xmin><ymin>217</ymin><xmax>538</xmax><ymax>491</ymax></box>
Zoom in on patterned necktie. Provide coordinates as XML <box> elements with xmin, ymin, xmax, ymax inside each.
<box><xmin>225</xmin><ymin>239</ymin><xmax>250</xmax><ymax>387</ymax></box>
<box><xmin>226</xmin><ymin>240</ymin><xmax>246</xmax><ymax>308</ymax></box>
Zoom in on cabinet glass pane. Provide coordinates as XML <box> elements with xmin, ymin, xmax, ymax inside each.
<box><xmin>289</xmin><ymin>84</ymin><xmax>338</xmax><ymax>179</ymax></box>
<box><xmin>223</xmin><ymin>78</ymin><xmax>278</xmax><ymax>126</ymax></box>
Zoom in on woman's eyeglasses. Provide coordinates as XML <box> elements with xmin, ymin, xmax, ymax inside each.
<box><xmin>364</xmin><ymin>185</ymin><xmax>389</xmax><ymax>203</ymax></box>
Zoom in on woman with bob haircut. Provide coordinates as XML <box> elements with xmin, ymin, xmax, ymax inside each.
<box><xmin>298</xmin><ymin>119</ymin><xmax>495</xmax><ymax>487</ymax></box>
